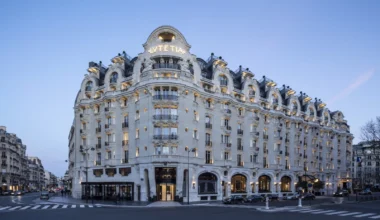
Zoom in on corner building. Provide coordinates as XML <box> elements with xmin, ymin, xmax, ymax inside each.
<box><xmin>68</xmin><ymin>26</ymin><xmax>354</xmax><ymax>202</ymax></box>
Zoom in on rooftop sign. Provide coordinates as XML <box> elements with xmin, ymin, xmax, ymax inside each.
<box><xmin>148</xmin><ymin>45</ymin><xmax>186</xmax><ymax>54</ymax></box>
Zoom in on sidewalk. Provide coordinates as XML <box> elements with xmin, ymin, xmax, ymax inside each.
<box><xmin>41</xmin><ymin>195</ymin><xmax>149</xmax><ymax>207</ymax></box>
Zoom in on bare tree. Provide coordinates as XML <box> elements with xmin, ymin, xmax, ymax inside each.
<box><xmin>361</xmin><ymin>116</ymin><xmax>380</xmax><ymax>144</ymax></box>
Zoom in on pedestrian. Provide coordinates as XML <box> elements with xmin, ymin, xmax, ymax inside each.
<box><xmin>61</xmin><ymin>190</ymin><xmax>64</xmax><ymax>197</ymax></box>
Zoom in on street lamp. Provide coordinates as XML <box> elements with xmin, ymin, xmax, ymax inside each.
<box><xmin>187</xmin><ymin>148</ymin><xmax>196</xmax><ymax>205</ymax></box>
<box><xmin>80</xmin><ymin>146</ymin><xmax>95</xmax><ymax>203</ymax></box>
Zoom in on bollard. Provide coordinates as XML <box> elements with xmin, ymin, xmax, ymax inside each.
<box><xmin>298</xmin><ymin>196</ymin><xmax>302</xmax><ymax>207</ymax></box>
<box><xmin>265</xmin><ymin>196</ymin><xmax>269</xmax><ymax>210</ymax></box>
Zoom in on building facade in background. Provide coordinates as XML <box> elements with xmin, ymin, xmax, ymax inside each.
<box><xmin>0</xmin><ymin>126</ymin><xmax>29</xmax><ymax>192</ymax></box>
<box><xmin>68</xmin><ymin>26</ymin><xmax>354</xmax><ymax>202</ymax></box>
<box><xmin>45</xmin><ymin>170</ymin><xmax>58</xmax><ymax>189</ymax></box>
<box><xmin>353</xmin><ymin>141</ymin><xmax>380</xmax><ymax>189</ymax></box>
<box><xmin>28</xmin><ymin>157</ymin><xmax>45</xmax><ymax>190</ymax></box>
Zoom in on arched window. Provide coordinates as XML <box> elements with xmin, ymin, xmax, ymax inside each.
<box><xmin>85</xmin><ymin>81</ymin><xmax>93</xmax><ymax>91</ymax></box>
<box><xmin>231</xmin><ymin>174</ymin><xmax>247</xmax><ymax>193</ymax></box>
<box><xmin>280</xmin><ymin>176</ymin><xmax>291</xmax><ymax>192</ymax></box>
<box><xmin>198</xmin><ymin>173</ymin><xmax>217</xmax><ymax>194</ymax></box>
<box><xmin>258</xmin><ymin>175</ymin><xmax>271</xmax><ymax>192</ymax></box>
<box><xmin>110</xmin><ymin>72</ymin><xmax>118</xmax><ymax>84</ymax></box>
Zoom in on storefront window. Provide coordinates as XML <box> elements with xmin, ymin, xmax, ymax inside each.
<box><xmin>231</xmin><ymin>174</ymin><xmax>247</xmax><ymax>193</ymax></box>
<box><xmin>198</xmin><ymin>173</ymin><xmax>217</xmax><ymax>194</ymax></box>
<box><xmin>259</xmin><ymin>175</ymin><xmax>271</xmax><ymax>192</ymax></box>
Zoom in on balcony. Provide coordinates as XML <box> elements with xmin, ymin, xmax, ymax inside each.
<box><xmin>1</xmin><ymin>155</ymin><xmax>7</xmax><ymax>159</ymax></box>
<box><xmin>96</xmin><ymin>144</ymin><xmax>101</xmax><ymax>149</ymax></box>
<box><xmin>237</xmin><ymin>129</ymin><xmax>243</xmax><ymax>135</ymax></box>
<box><xmin>237</xmin><ymin>162</ymin><xmax>244</xmax><ymax>167</ymax></box>
<box><xmin>122</xmin><ymin>159</ymin><xmax>128</xmax><ymax>164</ymax></box>
<box><xmin>122</xmin><ymin>140</ymin><xmax>129</xmax><ymax>146</ymax></box>
<box><xmin>205</xmin><ymin>141</ymin><xmax>212</xmax><ymax>147</ymax></box>
<box><xmin>222</xmin><ymin>143</ymin><xmax>232</xmax><ymax>148</ymax></box>
<box><xmin>204</xmin><ymin>87</ymin><xmax>215</xmax><ymax>93</ymax></box>
<box><xmin>105</xmin><ymin>142</ymin><xmax>109</xmax><ymax>146</ymax></box>
<box><xmin>153</xmin><ymin>135</ymin><xmax>178</xmax><ymax>140</ymax></box>
<box><xmin>205</xmin><ymin>159</ymin><xmax>213</xmax><ymax>165</ymax></box>
<box><xmin>105</xmin><ymin>124</ymin><xmax>110</xmax><ymax>129</ymax></box>
<box><xmin>237</xmin><ymin>145</ymin><xmax>243</xmax><ymax>151</ymax></box>
<box><xmin>223</xmin><ymin>109</ymin><xmax>231</xmax><ymax>114</ymax></box>
<box><xmin>224</xmin><ymin>126</ymin><xmax>232</xmax><ymax>131</ymax></box>
<box><xmin>263</xmin><ymin>149</ymin><xmax>268</xmax><ymax>154</ymax></box>
<box><xmin>205</xmin><ymin>123</ymin><xmax>212</xmax><ymax>129</ymax></box>
<box><xmin>95</xmin><ymin>161</ymin><xmax>101</xmax><ymax>166</ymax></box>
<box><xmin>285</xmin><ymin>152</ymin><xmax>289</xmax><ymax>156</ymax></box>
<box><xmin>122</xmin><ymin>122</ymin><xmax>129</xmax><ymax>128</ymax></box>
<box><xmin>152</xmin><ymin>63</ymin><xmax>181</xmax><ymax>70</ymax></box>
<box><xmin>96</xmin><ymin>127</ymin><xmax>101</xmax><ymax>133</ymax></box>
<box><xmin>105</xmin><ymin>107</ymin><xmax>109</xmax><ymax>112</ymax></box>
<box><xmin>153</xmin><ymin>95</ymin><xmax>179</xmax><ymax>101</ymax></box>
<box><xmin>153</xmin><ymin>115</ymin><xmax>178</xmax><ymax>120</ymax></box>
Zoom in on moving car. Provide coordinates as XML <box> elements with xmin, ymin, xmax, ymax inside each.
<box><xmin>303</xmin><ymin>193</ymin><xmax>316</xmax><ymax>200</ymax></box>
<box><xmin>40</xmin><ymin>191</ymin><xmax>50</xmax><ymax>200</ymax></box>
<box><xmin>246</xmin><ymin>195</ymin><xmax>263</xmax><ymax>203</ymax></box>
<box><xmin>359</xmin><ymin>189</ymin><xmax>372</xmax><ymax>195</ymax></box>
<box><xmin>222</xmin><ymin>195</ymin><xmax>246</xmax><ymax>204</ymax></box>
<box><xmin>333</xmin><ymin>190</ymin><xmax>349</xmax><ymax>197</ymax></box>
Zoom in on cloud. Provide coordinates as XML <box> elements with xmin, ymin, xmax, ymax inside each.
<box><xmin>327</xmin><ymin>68</ymin><xmax>375</xmax><ymax>105</ymax></box>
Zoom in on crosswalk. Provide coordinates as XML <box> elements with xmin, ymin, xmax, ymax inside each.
<box><xmin>287</xmin><ymin>208</ymin><xmax>380</xmax><ymax>219</ymax></box>
<box><xmin>0</xmin><ymin>204</ymin><xmax>101</xmax><ymax>212</ymax></box>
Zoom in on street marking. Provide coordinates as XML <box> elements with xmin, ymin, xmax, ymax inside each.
<box><xmin>80</xmin><ymin>205</ymin><xmax>85</xmax><ymax>208</ymax></box>
<box><xmin>325</xmin><ymin>211</ymin><xmax>349</xmax><ymax>215</ymax></box>
<box><xmin>95</xmin><ymin>205</ymin><xmax>102</xmax><ymax>207</ymax></box>
<box><xmin>339</xmin><ymin>212</ymin><xmax>362</xmax><ymax>216</ymax></box>
<box><xmin>52</xmin><ymin>205</ymin><xmax>59</xmax><ymax>209</ymax></box>
<box><xmin>288</xmin><ymin>209</ymin><xmax>310</xmax><ymax>212</ymax></box>
<box><xmin>42</xmin><ymin>205</ymin><xmax>50</xmax><ymax>209</ymax></box>
<box><xmin>299</xmin><ymin>209</ymin><xmax>323</xmax><ymax>213</ymax></box>
<box><xmin>71</xmin><ymin>205</ymin><xmax>76</xmax><ymax>208</ymax></box>
<box><xmin>62</xmin><ymin>205</ymin><xmax>68</xmax><ymax>209</ymax></box>
<box><xmin>88</xmin><ymin>205</ymin><xmax>93</xmax><ymax>208</ymax></box>
<box><xmin>20</xmin><ymin>206</ymin><xmax>31</xmax><ymax>210</ymax></box>
<box><xmin>311</xmin><ymin>210</ymin><xmax>335</xmax><ymax>214</ymax></box>
<box><xmin>354</xmin><ymin>213</ymin><xmax>376</xmax><ymax>218</ymax></box>
<box><xmin>8</xmin><ymin>206</ymin><xmax>21</xmax><ymax>210</ymax></box>
<box><xmin>31</xmin><ymin>205</ymin><xmax>41</xmax><ymax>210</ymax></box>
<box><xmin>0</xmin><ymin>206</ymin><xmax>10</xmax><ymax>210</ymax></box>
<box><xmin>370</xmin><ymin>215</ymin><xmax>380</xmax><ymax>219</ymax></box>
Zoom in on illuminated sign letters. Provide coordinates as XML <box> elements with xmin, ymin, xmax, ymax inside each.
<box><xmin>148</xmin><ymin>45</ymin><xmax>186</xmax><ymax>54</ymax></box>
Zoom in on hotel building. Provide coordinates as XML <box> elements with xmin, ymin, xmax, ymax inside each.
<box><xmin>68</xmin><ymin>26</ymin><xmax>353</xmax><ymax>202</ymax></box>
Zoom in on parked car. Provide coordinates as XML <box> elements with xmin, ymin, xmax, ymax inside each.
<box><xmin>303</xmin><ymin>193</ymin><xmax>316</xmax><ymax>200</ymax></box>
<box><xmin>260</xmin><ymin>194</ymin><xmax>279</xmax><ymax>201</ymax></box>
<box><xmin>333</xmin><ymin>190</ymin><xmax>349</xmax><ymax>197</ymax></box>
<box><xmin>40</xmin><ymin>192</ymin><xmax>50</xmax><ymax>200</ymax></box>
<box><xmin>14</xmin><ymin>191</ymin><xmax>23</xmax><ymax>196</ymax></box>
<box><xmin>223</xmin><ymin>195</ymin><xmax>246</xmax><ymax>204</ymax></box>
<box><xmin>10</xmin><ymin>190</ymin><xmax>15</xmax><ymax>195</ymax></box>
<box><xmin>1</xmin><ymin>191</ymin><xmax>10</xmax><ymax>196</ymax></box>
<box><xmin>284</xmin><ymin>193</ymin><xmax>298</xmax><ymax>200</ymax></box>
<box><xmin>359</xmin><ymin>189</ymin><xmax>372</xmax><ymax>195</ymax></box>
<box><xmin>246</xmin><ymin>195</ymin><xmax>264</xmax><ymax>203</ymax></box>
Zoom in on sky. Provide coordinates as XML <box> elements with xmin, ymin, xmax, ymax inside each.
<box><xmin>0</xmin><ymin>0</ymin><xmax>379</xmax><ymax>177</ymax></box>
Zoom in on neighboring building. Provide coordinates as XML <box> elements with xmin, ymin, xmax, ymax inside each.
<box><xmin>44</xmin><ymin>170</ymin><xmax>58</xmax><ymax>189</ymax></box>
<box><xmin>0</xmin><ymin>126</ymin><xmax>29</xmax><ymax>192</ymax></box>
<box><xmin>67</xmin><ymin>26</ymin><xmax>354</xmax><ymax>202</ymax></box>
<box><xmin>28</xmin><ymin>157</ymin><xmax>45</xmax><ymax>190</ymax></box>
<box><xmin>353</xmin><ymin>141</ymin><xmax>380</xmax><ymax>189</ymax></box>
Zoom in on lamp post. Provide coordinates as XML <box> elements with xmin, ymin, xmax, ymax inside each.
<box><xmin>80</xmin><ymin>146</ymin><xmax>95</xmax><ymax>203</ymax></box>
<box><xmin>187</xmin><ymin>148</ymin><xmax>196</xmax><ymax>205</ymax></box>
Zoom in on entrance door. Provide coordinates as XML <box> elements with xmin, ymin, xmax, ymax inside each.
<box><xmin>157</xmin><ymin>183</ymin><xmax>175</xmax><ymax>201</ymax></box>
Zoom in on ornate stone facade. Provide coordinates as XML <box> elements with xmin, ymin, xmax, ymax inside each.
<box><xmin>68</xmin><ymin>26</ymin><xmax>353</xmax><ymax>202</ymax></box>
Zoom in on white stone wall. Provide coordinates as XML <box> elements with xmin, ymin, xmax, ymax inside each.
<box><xmin>68</xmin><ymin>26</ymin><xmax>354</xmax><ymax>201</ymax></box>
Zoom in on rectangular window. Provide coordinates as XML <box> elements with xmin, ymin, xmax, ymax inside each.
<box><xmin>250</xmin><ymin>154</ymin><xmax>253</xmax><ymax>163</ymax></box>
<box><xmin>206</xmin><ymin>133</ymin><xmax>211</xmax><ymax>142</ymax></box>
<box><xmin>237</xmin><ymin>154</ymin><xmax>243</xmax><ymax>166</ymax></box>
<box><xmin>205</xmin><ymin>150</ymin><xmax>212</xmax><ymax>164</ymax></box>
<box><xmin>124</xmin><ymin>150</ymin><xmax>129</xmax><ymax>163</ymax></box>
<box><xmin>224</xmin><ymin>151</ymin><xmax>229</xmax><ymax>160</ymax></box>
<box><xmin>193</xmin><ymin>130</ymin><xmax>198</xmax><ymax>139</ymax></box>
<box><xmin>136</xmin><ymin>147</ymin><xmax>139</xmax><ymax>157</ymax></box>
<box><xmin>107</xmin><ymin>151</ymin><xmax>112</xmax><ymax>159</ymax></box>
<box><xmin>136</xmin><ymin>129</ymin><xmax>140</xmax><ymax>139</ymax></box>
<box><xmin>136</xmin><ymin>111</ymin><xmax>140</xmax><ymax>120</ymax></box>
<box><xmin>97</xmin><ymin>153</ymin><xmax>101</xmax><ymax>161</ymax></box>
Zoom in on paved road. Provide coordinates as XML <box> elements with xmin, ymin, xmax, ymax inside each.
<box><xmin>0</xmin><ymin>192</ymin><xmax>41</xmax><ymax>206</ymax></box>
<box><xmin>2</xmin><ymin>204</ymin><xmax>380</xmax><ymax>220</ymax></box>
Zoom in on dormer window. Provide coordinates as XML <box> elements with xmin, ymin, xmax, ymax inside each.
<box><xmin>85</xmin><ymin>81</ymin><xmax>93</xmax><ymax>91</ymax></box>
<box><xmin>158</xmin><ymin>32</ymin><xmax>175</xmax><ymax>42</ymax></box>
<box><xmin>110</xmin><ymin>72</ymin><xmax>118</xmax><ymax>84</ymax></box>
<box><xmin>219</xmin><ymin>75</ymin><xmax>228</xmax><ymax>86</ymax></box>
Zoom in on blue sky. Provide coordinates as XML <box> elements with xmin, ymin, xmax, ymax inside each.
<box><xmin>0</xmin><ymin>0</ymin><xmax>379</xmax><ymax>176</ymax></box>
